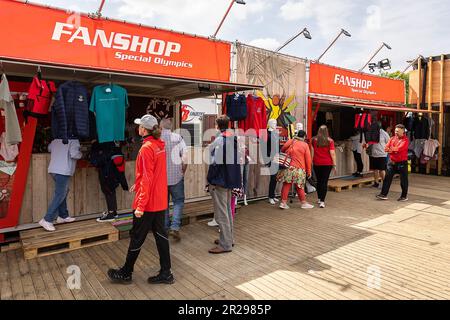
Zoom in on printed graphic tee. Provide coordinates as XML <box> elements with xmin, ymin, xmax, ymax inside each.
<box><xmin>90</xmin><ymin>84</ymin><xmax>129</xmax><ymax>143</ymax></box>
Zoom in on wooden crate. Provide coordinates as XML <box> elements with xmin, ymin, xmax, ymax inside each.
<box><xmin>328</xmin><ymin>176</ymin><xmax>375</xmax><ymax>193</ymax></box>
<box><xmin>0</xmin><ymin>241</ymin><xmax>22</xmax><ymax>253</ymax></box>
<box><xmin>20</xmin><ymin>220</ymin><xmax>119</xmax><ymax>260</ymax></box>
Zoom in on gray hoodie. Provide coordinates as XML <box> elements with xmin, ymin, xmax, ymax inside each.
<box><xmin>48</xmin><ymin>139</ymin><xmax>82</xmax><ymax>176</ymax></box>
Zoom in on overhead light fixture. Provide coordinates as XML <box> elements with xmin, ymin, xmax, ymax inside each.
<box><xmin>275</xmin><ymin>27</ymin><xmax>312</xmax><ymax>52</ymax></box>
<box><xmin>368</xmin><ymin>59</ymin><xmax>391</xmax><ymax>73</ymax></box>
<box><xmin>379</xmin><ymin>58</ymin><xmax>391</xmax><ymax>70</ymax></box>
<box><xmin>198</xmin><ymin>84</ymin><xmax>211</xmax><ymax>92</ymax></box>
<box><xmin>360</xmin><ymin>42</ymin><xmax>393</xmax><ymax>72</ymax></box>
<box><xmin>342</xmin><ymin>29</ymin><xmax>352</xmax><ymax>37</ymax></box>
<box><xmin>317</xmin><ymin>28</ymin><xmax>352</xmax><ymax>62</ymax></box>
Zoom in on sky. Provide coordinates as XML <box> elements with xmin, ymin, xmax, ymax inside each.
<box><xmin>31</xmin><ymin>0</ymin><xmax>450</xmax><ymax>72</ymax></box>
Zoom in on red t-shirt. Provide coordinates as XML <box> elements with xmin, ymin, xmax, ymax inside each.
<box><xmin>312</xmin><ymin>138</ymin><xmax>335</xmax><ymax>166</ymax></box>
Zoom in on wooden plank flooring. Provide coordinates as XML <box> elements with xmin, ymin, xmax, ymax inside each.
<box><xmin>1</xmin><ymin>174</ymin><xmax>450</xmax><ymax>300</ymax></box>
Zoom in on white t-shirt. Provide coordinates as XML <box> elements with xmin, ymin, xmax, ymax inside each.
<box><xmin>350</xmin><ymin>134</ymin><xmax>364</xmax><ymax>153</ymax></box>
<box><xmin>371</xmin><ymin>129</ymin><xmax>390</xmax><ymax>158</ymax></box>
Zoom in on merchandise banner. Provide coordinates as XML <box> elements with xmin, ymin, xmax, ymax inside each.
<box><xmin>235</xmin><ymin>43</ymin><xmax>307</xmax><ymax>128</ymax></box>
<box><xmin>0</xmin><ymin>0</ymin><xmax>231</xmax><ymax>82</ymax></box>
<box><xmin>309</xmin><ymin>62</ymin><xmax>406</xmax><ymax>104</ymax></box>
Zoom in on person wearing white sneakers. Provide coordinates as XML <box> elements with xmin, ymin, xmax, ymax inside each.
<box><xmin>312</xmin><ymin>126</ymin><xmax>337</xmax><ymax>209</ymax></box>
<box><xmin>39</xmin><ymin>139</ymin><xmax>82</xmax><ymax>231</ymax></box>
<box><xmin>277</xmin><ymin>130</ymin><xmax>314</xmax><ymax>211</ymax></box>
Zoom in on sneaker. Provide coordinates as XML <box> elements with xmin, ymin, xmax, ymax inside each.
<box><xmin>56</xmin><ymin>216</ymin><xmax>76</xmax><ymax>224</ymax></box>
<box><xmin>376</xmin><ymin>194</ymin><xmax>388</xmax><ymax>201</ymax></box>
<box><xmin>279</xmin><ymin>203</ymin><xmax>290</xmax><ymax>210</ymax></box>
<box><xmin>319</xmin><ymin>202</ymin><xmax>326</xmax><ymax>208</ymax></box>
<box><xmin>207</xmin><ymin>219</ymin><xmax>219</xmax><ymax>227</ymax></box>
<box><xmin>372</xmin><ymin>183</ymin><xmax>380</xmax><ymax>188</ymax></box>
<box><xmin>269</xmin><ymin>198</ymin><xmax>276</xmax><ymax>205</ymax></box>
<box><xmin>96</xmin><ymin>211</ymin><xmax>118</xmax><ymax>223</ymax></box>
<box><xmin>169</xmin><ymin>230</ymin><xmax>181</xmax><ymax>242</ymax></box>
<box><xmin>39</xmin><ymin>219</ymin><xmax>56</xmax><ymax>232</ymax></box>
<box><xmin>107</xmin><ymin>268</ymin><xmax>132</xmax><ymax>284</ymax></box>
<box><xmin>301</xmin><ymin>203</ymin><xmax>314</xmax><ymax>209</ymax></box>
<box><xmin>273</xmin><ymin>198</ymin><xmax>280</xmax><ymax>203</ymax></box>
<box><xmin>148</xmin><ymin>272</ymin><xmax>174</xmax><ymax>285</ymax></box>
<box><xmin>397</xmin><ymin>197</ymin><xmax>409</xmax><ymax>202</ymax></box>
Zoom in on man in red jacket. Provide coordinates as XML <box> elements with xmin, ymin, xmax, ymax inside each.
<box><xmin>108</xmin><ymin>114</ymin><xmax>174</xmax><ymax>285</ymax></box>
<box><xmin>377</xmin><ymin>124</ymin><xmax>410</xmax><ymax>202</ymax></box>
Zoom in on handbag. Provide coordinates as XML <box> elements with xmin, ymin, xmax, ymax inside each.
<box><xmin>305</xmin><ymin>181</ymin><xmax>316</xmax><ymax>194</ymax></box>
<box><xmin>273</xmin><ymin>140</ymin><xmax>297</xmax><ymax>170</ymax></box>
<box><xmin>305</xmin><ymin>176</ymin><xmax>317</xmax><ymax>194</ymax></box>
<box><xmin>273</xmin><ymin>152</ymin><xmax>291</xmax><ymax>170</ymax></box>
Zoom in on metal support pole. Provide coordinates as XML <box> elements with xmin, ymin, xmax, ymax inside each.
<box><xmin>213</xmin><ymin>0</ymin><xmax>235</xmax><ymax>39</ymax></box>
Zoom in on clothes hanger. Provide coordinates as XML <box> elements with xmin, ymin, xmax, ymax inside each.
<box><xmin>37</xmin><ymin>65</ymin><xmax>42</xmax><ymax>80</ymax></box>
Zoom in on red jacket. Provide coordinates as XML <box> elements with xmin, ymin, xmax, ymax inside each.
<box><xmin>132</xmin><ymin>136</ymin><xmax>168</xmax><ymax>213</ymax></box>
<box><xmin>385</xmin><ymin>135</ymin><xmax>409</xmax><ymax>163</ymax></box>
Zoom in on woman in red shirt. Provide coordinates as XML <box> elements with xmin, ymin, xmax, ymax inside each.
<box><xmin>312</xmin><ymin>125</ymin><xmax>337</xmax><ymax>208</ymax></box>
<box><xmin>277</xmin><ymin>130</ymin><xmax>314</xmax><ymax>210</ymax></box>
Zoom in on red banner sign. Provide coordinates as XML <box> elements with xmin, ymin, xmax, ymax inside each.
<box><xmin>0</xmin><ymin>0</ymin><xmax>231</xmax><ymax>82</ymax></box>
<box><xmin>309</xmin><ymin>62</ymin><xmax>405</xmax><ymax>104</ymax></box>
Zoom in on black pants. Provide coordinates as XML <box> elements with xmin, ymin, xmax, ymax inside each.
<box><xmin>314</xmin><ymin>165</ymin><xmax>333</xmax><ymax>202</ymax></box>
<box><xmin>122</xmin><ymin>211</ymin><xmax>171</xmax><ymax>275</ymax></box>
<box><xmin>269</xmin><ymin>174</ymin><xmax>278</xmax><ymax>199</ymax></box>
<box><xmin>98</xmin><ymin>171</ymin><xmax>117</xmax><ymax>213</ymax></box>
<box><xmin>381</xmin><ymin>161</ymin><xmax>408</xmax><ymax>198</ymax></box>
<box><xmin>353</xmin><ymin>151</ymin><xmax>364</xmax><ymax>173</ymax></box>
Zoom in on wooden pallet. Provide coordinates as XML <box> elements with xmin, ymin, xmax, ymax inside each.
<box><xmin>0</xmin><ymin>241</ymin><xmax>22</xmax><ymax>253</ymax></box>
<box><xmin>328</xmin><ymin>176</ymin><xmax>375</xmax><ymax>193</ymax></box>
<box><xmin>20</xmin><ymin>220</ymin><xmax>119</xmax><ymax>260</ymax></box>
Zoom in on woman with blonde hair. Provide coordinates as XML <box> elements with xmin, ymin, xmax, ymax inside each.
<box><xmin>312</xmin><ymin>125</ymin><xmax>337</xmax><ymax>208</ymax></box>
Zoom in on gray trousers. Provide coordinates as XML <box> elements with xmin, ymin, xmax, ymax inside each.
<box><xmin>209</xmin><ymin>185</ymin><xmax>233</xmax><ymax>251</ymax></box>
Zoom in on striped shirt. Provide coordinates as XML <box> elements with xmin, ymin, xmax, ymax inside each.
<box><xmin>161</xmin><ymin>129</ymin><xmax>187</xmax><ymax>186</ymax></box>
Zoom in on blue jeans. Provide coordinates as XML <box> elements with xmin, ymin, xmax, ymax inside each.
<box><xmin>44</xmin><ymin>174</ymin><xmax>71</xmax><ymax>223</ymax></box>
<box><xmin>165</xmin><ymin>178</ymin><xmax>185</xmax><ymax>231</ymax></box>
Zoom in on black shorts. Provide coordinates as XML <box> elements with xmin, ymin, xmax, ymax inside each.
<box><xmin>370</xmin><ymin>156</ymin><xmax>387</xmax><ymax>171</ymax></box>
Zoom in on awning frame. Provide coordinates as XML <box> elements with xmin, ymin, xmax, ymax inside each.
<box><xmin>0</xmin><ymin>58</ymin><xmax>263</xmax><ymax>100</ymax></box>
<box><xmin>309</xmin><ymin>93</ymin><xmax>441</xmax><ymax>114</ymax></box>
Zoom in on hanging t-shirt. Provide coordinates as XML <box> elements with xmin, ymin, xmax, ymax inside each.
<box><xmin>238</xmin><ymin>95</ymin><xmax>267</xmax><ymax>136</ymax></box>
<box><xmin>0</xmin><ymin>74</ymin><xmax>22</xmax><ymax>145</ymax></box>
<box><xmin>90</xmin><ymin>84</ymin><xmax>129</xmax><ymax>143</ymax></box>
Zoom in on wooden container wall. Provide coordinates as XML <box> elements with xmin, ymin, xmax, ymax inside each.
<box><xmin>19</xmin><ymin>148</ymin><xmax>273</xmax><ymax>224</ymax></box>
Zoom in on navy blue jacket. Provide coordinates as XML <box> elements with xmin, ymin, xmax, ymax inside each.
<box><xmin>226</xmin><ymin>94</ymin><xmax>247</xmax><ymax>121</ymax></box>
<box><xmin>207</xmin><ymin>132</ymin><xmax>242</xmax><ymax>189</ymax></box>
<box><xmin>52</xmin><ymin>81</ymin><xmax>89</xmax><ymax>143</ymax></box>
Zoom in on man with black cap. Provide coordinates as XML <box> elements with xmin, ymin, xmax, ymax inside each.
<box><xmin>108</xmin><ymin>114</ymin><xmax>174</xmax><ymax>285</ymax></box>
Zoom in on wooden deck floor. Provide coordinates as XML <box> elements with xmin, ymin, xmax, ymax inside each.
<box><xmin>1</xmin><ymin>174</ymin><xmax>450</xmax><ymax>300</ymax></box>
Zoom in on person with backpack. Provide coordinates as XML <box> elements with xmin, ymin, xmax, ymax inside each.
<box><xmin>365</xmin><ymin>124</ymin><xmax>390</xmax><ymax>188</ymax></box>
<box><xmin>206</xmin><ymin>115</ymin><xmax>242</xmax><ymax>254</ymax></box>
